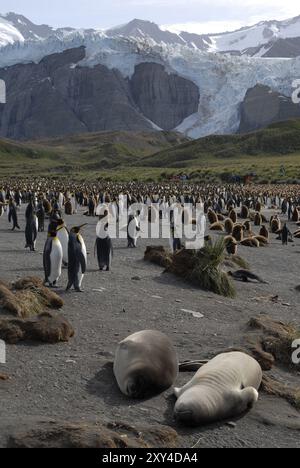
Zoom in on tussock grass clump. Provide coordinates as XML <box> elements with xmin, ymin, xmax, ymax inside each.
<box><xmin>0</xmin><ymin>312</ymin><xmax>74</xmax><ymax>344</ymax></box>
<box><xmin>144</xmin><ymin>246</ymin><xmax>173</xmax><ymax>269</ymax></box>
<box><xmin>14</xmin><ymin>291</ymin><xmax>44</xmax><ymax>318</ymax></box>
<box><xmin>261</xmin><ymin>375</ymin><xmax>300</xmax><ymax>409</ymax></box>
<box><xmin>224</xmin><ymin>255</ymin><xmax>250</xmax><ymax>270</ymax></box>
<box><xmin>0</xmin><ymin>276</ymin><xmax>64</xmax><ymax>318</ymax></box>
<box><xmin>0</xmin><ymin>284</ymin><xmax>23</xmax><ymax>316</ymax></box>
<box><xmin>14</xmin><ymin>277</ymin><xmax>64</xmax><ymax>310</ymax></box>
<box><xmin>249</xmin><ymin>315</ymin><xmax>299</xmax><ymax>369</ymax></box>
<box><xmin>167</xmin><ymin>239</ymin><xmax>236</xmax><ymax>298</ymax></box>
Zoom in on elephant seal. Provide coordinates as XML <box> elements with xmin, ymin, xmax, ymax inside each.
<box><xmin>114</xmin><ymin>330</ymin><xmax>178</xmax><ymax>398</ymax></box>
<box><xmin>174</xmin><ymin>352</ymin><xmax>262</xmax><ymax>426</ymax></box>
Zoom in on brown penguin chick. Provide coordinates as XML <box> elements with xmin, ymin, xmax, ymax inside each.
<box><xmin>224</xmin><ymin>236</ymin><xmax>238</xmax><ymax>255</ymax></box>
<box><xmin>240</xmin><ymin>205</ymin><xmax>249</xmax><ymax>219</ymax></box>
<box><xmin>64</xmin><ymin>199</ymin><xmax>73</xmax><ymax>215</ymax></box>
<box><xmin>292</xmin><ymin>208</ymin><xmax>299</xmax><ymax>222</ymax></box>
<box><xmin>207</xmin><ymin>209</ymin><xmax>218</xmax><ymax>225</ymax></box>
<box><xmin>232</xmin><ymin>224</ymin><xmax>244</xmax><ymax>242</ymax></box>
<box><xmin>224</xmin><ymin>218</ymin><xmax>234</xmax><ymax>234</ymax></box>
<box><xmin>243</xmin><ymin>221</ymin><xmax>255</xmax><ymax>237</ymax></box>
<box><xmin>271</xmin><ymin>217</ymin><xmax>281</xmax><ymax>233</ymax></box>
<box><xmin>254</xmin><ymin>235</ymin><xmax>269</xmax><ymax>246</ymax></box>
<box><xmin>210</xmin><ymin>222</ymin><xmax>225</xmax><ymax>232</ymax></box>
<box><xmin>243</xmin><ymin>220</ymin><xmax>251</xmax><ymax>232</ymax></box>
<box><xmin>229</xmin><ymin>209</ymin><xmax>237</xmax><ymax>224</ymax></box>
<box><xmin>254</xmin><ymin>212</ymin><xmax>262</xmax><ymax>226</ymax></box>
<box><xmin>240</xmin><ymin>237</ymin><xmax>260</xmax><ymax>247</ymax></box>
<box><xmin>217</xmin><ymin>214</ymin><xmax>225</xmax><ymax>222</ymax></box>
<box><xmin>260</xmin><ymin>225</ymin><xmax>269</xmax><ymax>239</ymax></box>
<box><xmin>43</xmin><ymin>198</ymin><xmax>51</xmax><ymax>214</ymax></box>
<box><xmin>255</xmin><ymin>201</ymin><xmax>262</xmax><ymax>212</ymax></box>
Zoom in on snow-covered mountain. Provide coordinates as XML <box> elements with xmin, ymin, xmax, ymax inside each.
<box><xmin>0</xmin><ymin>12</ymin><xmax>76</xmax><ymax>47</ymax></box>
<box><xmin>1</xmin><ymin>13</ymin><xmax>300</xmax><ymax>56</ymax></box>
<box><xmin>208</xmin><ymin>16</ymin><xmax>300</xmax><ymax>55</ymax></box>
<box><xmin>0</xmin><ymin>14</ymin><xmax>24</xmax><ymax>47</ymax></box>
<box><xmin>106</xmin><ymin>17</ymin><xmax>300</xmax><ymax>56</ymax></box>
<box><xmin>0</xmin><ymin>12</ymin><xmax>300</xmax><ymax>140</ymax></box>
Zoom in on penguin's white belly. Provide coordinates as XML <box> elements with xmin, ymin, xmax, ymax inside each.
<box><xmin>57</xmin><ymin>229</ymin><xmax>69</xmax><ymax>263</ymax></box>
<box><xmin>34</xmin><ymin>216</ymin><xmax>38</xmax><ymax>233</ymax></box>
<box><xmin>78</xmin><ymin>237</ymin><xmax>87</xmax><ymax>287</ymax></box>
<box><xmin>49</xmin><ymin>239</ymin><xmax>63</xmax><ymax>284</ymax></box>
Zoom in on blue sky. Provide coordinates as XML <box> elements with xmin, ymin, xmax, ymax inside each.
<box><xmin>1</xmin><ymin>0</ymin><xmax>300</xmax><ymax>33</ymax></box>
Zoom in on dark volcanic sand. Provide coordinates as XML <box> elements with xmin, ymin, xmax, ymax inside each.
<box><xmin>0</xmin><ymin>206</ymin><xmax>299</xmax><ymax>448</ymax></box>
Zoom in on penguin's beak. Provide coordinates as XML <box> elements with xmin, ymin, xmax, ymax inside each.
<box><xmin>78</xmin><ymin>223</ymin><xmax>88</xmax><ymax>230</ymax></box>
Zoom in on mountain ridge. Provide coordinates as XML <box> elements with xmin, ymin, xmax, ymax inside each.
<box><xmin>1</xmin><ymin>12</ymin><xmax>300</xmax><ymax>56</ymax></box>
<box><xmin>1</xmin><ymin>13</ymin><xmax>300</xmax><ymax>140</ymax></box>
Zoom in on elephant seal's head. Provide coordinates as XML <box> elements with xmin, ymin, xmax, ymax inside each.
<box><xmin>174</xmin><ymin>386</ymin><xmax>259</xmax><ymax>426</ymax></box>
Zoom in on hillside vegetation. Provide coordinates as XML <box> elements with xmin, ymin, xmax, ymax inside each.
<box><xmin>1</xmin><ymin>121</ymin><xmax>300</xmax><ymax>183</ymax></box>
<box><xmin>0</xmin><ymin>131</ymin><xmax>188</xmax><ymax>177</ymax></box>
<box><xmin>139</xmin><ymin>120</ymin><xmax>300</xmax><ymax>166</ymax></box>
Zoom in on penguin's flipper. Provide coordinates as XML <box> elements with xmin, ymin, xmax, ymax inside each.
<box><xmin>78</xmin><ymin>252</ymin><xmax>87</xmax><ymax>274</ymax></box>
<box><xmin>43</xmin><ymin>240</ymin><xmax>52</xmax><ymax>280</ymax></box>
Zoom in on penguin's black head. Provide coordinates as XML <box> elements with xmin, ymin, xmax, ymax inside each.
<box><xmin>48</xmin><ymin>222</ymin><xmax>58</xmax><ymax>233</ymax></box>
<box><xmin>56</xmin><ymin>219</ymin><xmax>64</xmax><ymax>226</ymax></box>
<box><xmin>71</xmin><ymin>224</ymin><xmax>87</xmax><ymax>234</ymax></box>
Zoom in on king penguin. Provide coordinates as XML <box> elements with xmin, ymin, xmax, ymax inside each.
<box><xmin>95</xmin><ymin>211</ymin><xmax>113</xmax><ymax>271</ymax></box>
<box><xmin>56</xmin><ymin>218</ymin><xmax>69</xmax><ymax>266</ymax></box>
<box><xmin>43</xmin><ymin>225</ymin><xmax>63</xmax><ymax>288</ymax></box>
<box><xmin>25</xmin><ymin>202</ymin><xmax>38</xmax><ymax>251</ymax></box>
<box><xmin>66</xmin><ymin>224</ymin><xmax>87</xmax><ymax>292</ymax></box>
<box><xmin>8</xmin><ymin>198</ymin><xmax>20</xmax><ymax>231</ymax></box>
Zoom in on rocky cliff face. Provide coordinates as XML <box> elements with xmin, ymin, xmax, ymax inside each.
<box><xmin>130</xmin><ymin>63</ymin><xmax>199</xmax><ymax>131</ymax></box>
<box><xmin>239</xmin><ymin>84</ymin><xmax>300</xmax><ymax>133</ymax></box>
<box><xmin>0</xmin><ymin>47</ymin><xmax>200</xmax><ymax>140</ymax></box>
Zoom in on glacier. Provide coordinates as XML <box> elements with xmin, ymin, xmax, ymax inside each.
<box><xmin>0</xmin><ymin>29</ymin><xmax>300</xmax><ymax>138</ymax></box>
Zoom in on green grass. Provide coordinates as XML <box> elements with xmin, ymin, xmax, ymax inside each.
<box><xmin>188</xmin><ymin>239</ymin><xmax>236</xmax><ymax>298</ymax></box>
<box><xmin>0</xmin><ymin>131</ymin><xmax>188</xmax><ymax>178</ymax></box>
<box><xmin>1</xmin><ymin>120</ymin><xmax>300</xmax><ymax>182</ymax></box>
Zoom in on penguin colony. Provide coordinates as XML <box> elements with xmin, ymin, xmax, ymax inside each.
<box><xmin>1</xmin><ymin>181</ymin><xmax>299</xmax><ymax>288</ymax></box>
<box><xmin>0</xmin><ymin>181</ymin><xmax>299</xmax><ymax>429</ymax></box>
